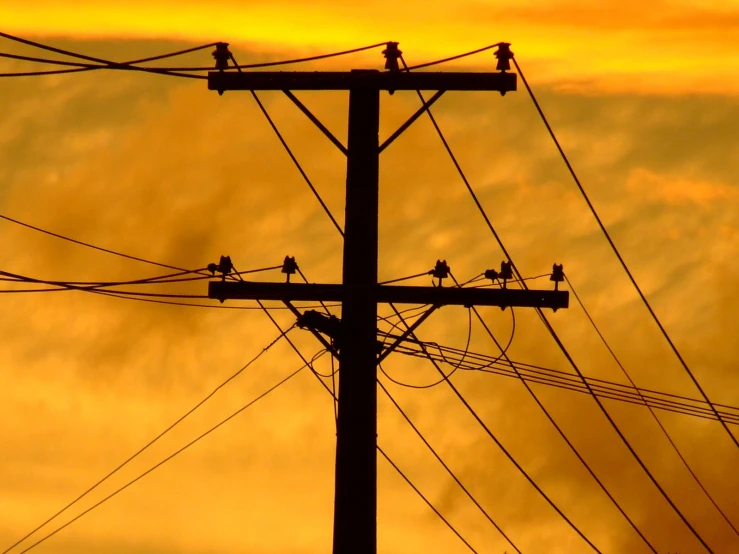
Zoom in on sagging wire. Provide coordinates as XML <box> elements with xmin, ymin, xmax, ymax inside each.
<box><xmin>380</xmin><ymin>308</ymin><xmax>472</xmax><ymax>390</ymax></box>
<box><xmin>3</xmin><ymin>327</ymin><xmax>298</xmax><ymax>554</ymax></box>
<box><xmin>0</xmin><ymin>33</ymin><xmax>390</xmax><ymax>78</ymax></box>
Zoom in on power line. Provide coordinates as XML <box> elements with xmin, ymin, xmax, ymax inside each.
<box><xmin>12</xmin><ymin>354</ymin><xmax>313</xmax><ymax>554</ymax></box>
<box><xmin>398</xmin><ymin>54</ymin><xmax>659</xmax><ymax>550</ymax></box>
<box><xmin>0</xmin><ymin>266</ymin><xmax>281</xmax><ymax>293</ymax></box>
<box><xmin>377</xmin><ymin>379</ymin><xmax>522</xmax><ymax>553</ymax></box>
<box><xmin>389</xmin><ymin>305</ymin><xmax>602</xmax><ymax>552</ymax></box>
<box><xmin>403</xmin><ymin>43</ymin><xmax>502</xmax><ymax>71</ymax></box>
<box><xmin>72</xmin><ymin>288</ymin><xmax>340</xmax><ymax>311</ymax></box>
<box><xmin>406</xmin><ymin>55</ymin><xmax>714</xmax><ymax>551</ymax></box>
<box><xmin>0</xmin><ymin>213</ymin><xmax>213</xmax><ymax>275</ymax></box>
<box><xmin>0</xmin><ymin>34</ymin><xmax>218</xmax><ymax>66</ymax></box>
<box><xmin>511</xmin><ymin>57</ymin><xmax>738</xmax><ymax>452</ymax></box>
<box><xmin>376</xmin><ymin>446</ymin><xmax>478</xmax><ymax>553</ymax></box>
<box><xmin>2</xmin><ymin>327</ymin><xmax>293</xmax><ymax>553</ymax></box>
<box><xmin>378</xmin><ymin>270</ymin><xmax>433</xmax><ymax>285</ymax></box>
<box><xmin>565</xmin><ymin>274</ymin><xmax>739</xmax><ymax>538</ymax></box>
<box><xmin>0</xmin><ymin>34</ymin><xmax>390</xmax><ymax>78</ymax></box>
<box><xmin>389</xmin><ymin>340</ymin><xmax>739</xmax><ymax>425</ymax></box>
<box><xmin>0</xmin><ymin>41</ymin><xmax>229</xmax><ymax>78</ymax></box>
<box><xmin>379</xmin><ymin>308</ymin><xmax>472</xmax><ymax>389</ymax></box>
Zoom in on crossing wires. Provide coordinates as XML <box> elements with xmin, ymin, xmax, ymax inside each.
<box><xmin>400</xmin><ymin>50</ymin><xmax>718</xmax><ymax>551</ymax></box>
<box><xmin>512</xmin><ymin>56</ymin><xmax>739</xmax><ymax>452</ymax></box>
<box><xmin>0</xmin><ymin>32</ymin><xmax>390</xmax><ymax>79</ymax></box>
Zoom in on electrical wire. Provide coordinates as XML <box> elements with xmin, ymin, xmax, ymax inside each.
<box><xmin>450</xmin><ymin>274</ymin><xmax>516</xmax><ymax>367</ymax></box>
<box><xmin>377</xmin><ymin>379</ymin><xmax>522</xmax><ymax>553</ymax></box>
<box><xmin>377</xmin><ymin>304</ymin><xmax>432</xmax><ymax>325</ymax></box>
<box><xmin>565</xmin><ymin>274</ymin><xmax>739</xmax><ymax>537</ymax></box>
<box><xmin>400</xmin><ymin>56</ymin><xmax>684</xmax><ymax>554</ymax></box>
<box><xmin>255</xmin><ymin>299</ymin><xmax>479</xmax><ymax>551</ymax></box>
<box><xmin>402</xmin><ymin>53</ymin><xmax>715</xmax><ymax>552</ymax></box>
<box><xmin>10</xmin><ymin>352</ymin><xmax>313</xmax><ymax>554</ymax></box>
<box><xmin>0</xmin><ymin>35</ymin><xmax>218</xmax><ymax>65</ymax></box>
<box><xmin>0</xmin><ymin>41</ymin><xmax>392</xmax><ymax>78</ymax></box>
<box><xmin>380</xmin><ymin>308</ymin><xmax>472</xmax><ymax>389</ymax></box>
<box><xmin>1</xmin><ymin>34</ymin><xmax>385</xmax><ymax>69</ymax></box>
<box><xmin>0</xmin><ymin>213</ymin><xmax>218</xmax><ymax>276</ymax></box>
<box><xmin>0</xmin><ymin>266</ymin><xmax>277</xmax><ymax>293</ymax></box>
<box><xmin>0</xmin><ymin>32</ymin><xmax>200</xmax><ymax>79</ymax></box>
<box><xmin>403</xmin><ymin>43</ymin><xmax>503</xmax><ymax>71</ymax></box>
<box><xmin>2</xmin><ymin>327</ymin><xmax>293</xmax><ymax>553</ymax></box>
<box><xmin>393</xmin><ymin>336</ymin><xmax>739</xmax><ymax>425</ymax></box>
<box><xmin>466</xmin><ymin>273</ymin><xmax>552</xmax><ymax>289</ymax></box>
<box><xmin>390</xmin><ymin>305</ymin><xmax>602</xmax><ymax>552</ymax></box>
<box><xmin>390</xmin><ymin>337</ymin><xmax>739</xmax><ymax>425</ymax></box>
<box><xmin>308</xmin><ymin>348</ymin><xmax>338</xmax><ymax>378</ymax></box>
<box><xmin>220</xmin><ymin>41</ymin><xmax>390</xmax><ymax>70</ymax></box>
<box><xmin>0</xmin><ymin>267</ymin><xmax>342</xmax><ymax>311</ymax></box>
<box><xmin>458</xmin><ymin>272</ymin><xmax>485</xmax><ymax>287</ymax></box>
<box><xmin>376</xmin><ymin>445</ymin><xmax>478</xmax><ymax>553</ymax></box>
<box><xmin>512</xmin><ymin>58</ymin><xmax>738</xmax><ymax>454</ymax></box>
<box><xmin>79</xmin><ymin>289</ymin><xmax>336</xmax><ymax>311</ymax></box>
<box><xmin>378</xmin><ymin>270</ymin><xmax>432</xmax><ymax>285</ymax></box>
<box><xmin>0</xmin><ymin>269</ymin><xmax>340</xmax><ymax>311</ymax></box>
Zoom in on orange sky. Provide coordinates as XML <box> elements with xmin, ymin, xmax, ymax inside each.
<box><xmin>2</xmin><ymin>0</ymin><xmax>739</xmax><ymax>93</ymax></box>
<box><xmin>1</xmin><ymin>2</ymin><xmax>739</xmax><ymax>554</ymax></box>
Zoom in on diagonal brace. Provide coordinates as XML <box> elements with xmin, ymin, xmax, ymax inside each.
<box><xmin>377</xmin><ymin>305</ymin><xmax>438</xmax><ymax>364</ymax></box>
<box><xmin>283</xmin><ymin>90</ymin><xmax>348</xmax><ymax>155</ymax></box>
<box><xmin>378</xmin><ymin>90</ymin><xmax>445</xmax><ymax>153</ymax></box>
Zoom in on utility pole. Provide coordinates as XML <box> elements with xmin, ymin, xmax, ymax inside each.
<box><xmin>206</xmin><ymin>42</ymin><xmax>568</xmax><ymax>554</ymax></box>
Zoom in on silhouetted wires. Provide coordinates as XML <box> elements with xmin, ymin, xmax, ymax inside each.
<box><xmin>0</xmin><ymin>265</ymin><xmax>340</xmax><ymax>311</ymax></box>
<box><xmin>565</xmin><ymin>274</ymin><xmax>739</xmax><ymax>537</ymax></box>
<box><xmin>512</xmin><ymin>56</ymin><xmax>738</xmax><ymax>453</ymax></box>
<box><xmin>254</xmin><ymin>299</ymin><xmax>479</xmax><ymax>551</ymax></box>
<box><xmin>388</xmin><ymin>336</ymin><xmax>739</xmax><ymax>425</ymax></box>
<box><xmin>377</xmin><ymin>379</ymin><xmax>523</xmax><ymax>553</ymax></box>
<box><xmin>4</xmin><ymin>339</ymin><xmax>312</xmax><ymax>554</ymax></box>
<box><xmin>379</xmin><ymin>308</ymin><xmax>473</xmax><ymax>389</ymax></box>
<box><xmin>396</xmin><ymin>54</ymin><xmax>676</xmax><ymax>551</ymax></box>
<box><xmin>0</xmin><ymin>32</ymin><xmax>390</xmax><ymax>78</ymax></box>
<box><xmin>389</xmin><ymin>305</ymin><xmax>603</xmax><ymax>552</ymax></box>
<box><xmin>0</xmin><ymin>213</ymin><xmax>216</xmax><ymax>275</ymax></box>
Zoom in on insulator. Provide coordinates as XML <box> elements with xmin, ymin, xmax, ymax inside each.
<box><xmin>550</xmin><ymin>263</ymin><xmax>564</xmax><ymax>282</ymax></box>
<box><xmin>550</xmin><ymin>263</ymin><xmax>564</xmax><ymax>290</ymax></box>
<box><xmin>484</xmin><ymin>268</ymin><xmax>499</xmax><ymax>281</ymax></box>
<box><xmin>494</xmin><ymin>42</ymin><xmax>513</xmax><ymax>72</ymax></box>
<box><xmin>217</xmin><ymin>255</ymin><xmax>233</xmax><ymax>276</ymax></box>
<box><xmin>282</xmin><ymin>256</ymin><xmax>298</xmax><ymax>276</ymax></box>
<box><xmin>382</xmin><ymin>42</ymin><xmax>402</xmax><ymax>72</ymax></box>
<box><xmin>499</xmin><ymin>261</ymin><xmax>513</xmax><ymax>281</ymax></box>
<box><xmin>430</xmin><ymin>259</ymin><xmax>451</xmax><ymax>280</ymax></box>
<box><xmin>212</xmin><ymin>42</ymin><xmax>231</xmax><ymax>71</ymax></box>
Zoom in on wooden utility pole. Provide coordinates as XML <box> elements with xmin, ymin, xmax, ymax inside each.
<box><xmin>206</xmin><ymin>42</ymin><xmax>568</xmax><ymax>554</ymax></box>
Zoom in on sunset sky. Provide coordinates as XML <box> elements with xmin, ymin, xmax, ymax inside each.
<box><xmin>1</xmin><ymin>2</ymin><xmax>738</xmax><ymax>553</ymax></box>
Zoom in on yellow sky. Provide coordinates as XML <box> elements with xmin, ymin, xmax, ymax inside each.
<box><xmin>1</xmin><ymin>2</ymin><xmax>739</xmax><ymax>553</ymax></box>
<box><xmin>3</xmin><ymin>0</ymin><xmax>739</xmax><ymax>92</ymax></box>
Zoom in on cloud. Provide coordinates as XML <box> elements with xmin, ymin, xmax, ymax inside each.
<box><xmin>0</xmin><ymin>37</ymin><xmax>738</xmax><ymax>553</ymax></box>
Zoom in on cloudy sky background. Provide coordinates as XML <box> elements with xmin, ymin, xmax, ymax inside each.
<box><xmin>1</xmin><ymin>2</ymin><xmax>738</xmax><ymax>553</ymax></box>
